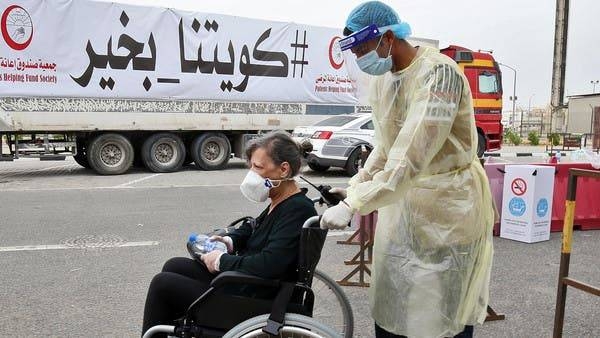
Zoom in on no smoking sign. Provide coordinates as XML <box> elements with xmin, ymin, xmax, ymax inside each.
<box><xmin>511</xmin><ymin>178</ymin><xmax>527</xmax><ymax>196</ymax></box>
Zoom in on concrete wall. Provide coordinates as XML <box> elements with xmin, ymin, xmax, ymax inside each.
<box><xmin>567</xmin><ymin>95</ymin><xmax>600</xmax><ymax>133</ymax></box>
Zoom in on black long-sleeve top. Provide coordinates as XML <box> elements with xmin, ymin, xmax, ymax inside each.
<box><xmin>219</xmin><ymin>191</ymin><xmax>317</xmax><ymax>281</ymax></box>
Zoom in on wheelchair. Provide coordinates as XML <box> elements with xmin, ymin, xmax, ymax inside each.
<box><xmin>143</xmin><ymin>214</ymin><xmax>342</xmax><ymax>338</ymax></box>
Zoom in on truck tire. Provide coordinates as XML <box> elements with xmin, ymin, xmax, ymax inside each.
<box><xmin>345</xmin><ymin>147</ymin><xmax>361</xmax><ymax>176</ymax></box>
<box><xmin>308</xmin><ymin>162</ymin><xmax>330</xmax><ymax>172</ymax></box>
<box><xmin>191</xmin><ymin>133</ymin><xmax>231</xmax><ymax>170</ymax></box>
<box><xmin>88</xmin><ymin>133</ymin><xmax>134</xmax><ymax>175</ymax></box>
<box><xmin>141</xmin><ymin>133</ymin><xmax>186</xmax><ymax>173</ymax></box>
<box><xmin>477</xmin><ymin>133</ymin><xmax>486</xmax><ymax>158</ymax></box>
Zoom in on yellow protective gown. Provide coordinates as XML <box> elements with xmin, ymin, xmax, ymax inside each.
<box><xmin>345</xmin><ymin>46</ymin><xmax>494</xmax><ymax>338</ymax></box>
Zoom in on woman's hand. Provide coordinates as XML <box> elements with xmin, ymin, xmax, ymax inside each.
<box><xmin>210</xmin><ymin>235</ymin><xmax>234</xmax><ymax>253</ymax></box>
<box><xmin>201</xmin><ymin>250</ymin><xmax>223</xmax><ymax>273</ymax></box>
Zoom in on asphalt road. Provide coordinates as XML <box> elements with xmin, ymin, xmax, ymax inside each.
<box><xmin>0</xmin><ymin>157</ymin><xmax>598</xmax><ymax>337</ymax></box>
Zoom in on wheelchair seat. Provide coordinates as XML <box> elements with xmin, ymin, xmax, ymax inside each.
<box><xmin>171</xmin><ymin>215</ymin><xmax>327</xmax><ymax>337</ymax></box>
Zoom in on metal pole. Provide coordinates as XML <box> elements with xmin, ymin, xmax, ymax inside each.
<box><xmin>529</xmin><ymin>94</ymin><xmax>535</xmax><ymax>136</ymax></box>
<box><xmin>499</xmin><ymin>63</ymin><xmax>517</xmax><ymax>129</ymax></box>
<box><xmin>590</xmin><ymin>104</ymin><xmax>594</xmax><ymax>135</ymax></box>
<box><xmin>520</xmin><ymin>109</ymin><xmax>524</xmax><ymax>137</ymax></box>
<box><xmin>550</xmin><ymin>0</ymin><xmax>570</xmax><ymax>133</ymax></box>
<box><xmin>553</xmin><ymin>172</ymin><xmax>578</xmax><ymax>338</ymax></box>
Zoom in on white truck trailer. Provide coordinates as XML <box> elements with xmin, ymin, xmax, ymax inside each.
<box><xmin>0</xmin><ymin>0</ymin><xmax>361</xmax><ymax>174</ymax></box>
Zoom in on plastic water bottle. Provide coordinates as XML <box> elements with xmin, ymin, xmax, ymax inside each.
<box><xmin>187</xmin><ymin>233</ymin><xmax>227</xmax><ymax>255</ymax></box>
<box><xmin>556</xmin><ymin>152</ymin><xmax>561</xmax><ymax>163</ymax></box>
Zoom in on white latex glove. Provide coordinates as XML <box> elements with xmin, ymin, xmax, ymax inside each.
<box><xmin>320</xmin><ymin>200</ymin><xmax>354</xmax><ymax>230</ymax></box>
<box><xmin>328</xmin><ymin>187</ymin><xmax>347</xmax><ymax>199</ymax></box>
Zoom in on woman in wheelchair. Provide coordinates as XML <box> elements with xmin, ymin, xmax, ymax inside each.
<box><xmin>142</xmin><ymin>131</ymin><xmax>317</xmax><ymax>337</ymax></box>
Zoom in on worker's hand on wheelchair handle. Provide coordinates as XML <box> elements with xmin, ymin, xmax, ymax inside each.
<box><xmin>320</xmin><ymin>200</ymin><xmax>354</xmax><ymax>230</ymax></box>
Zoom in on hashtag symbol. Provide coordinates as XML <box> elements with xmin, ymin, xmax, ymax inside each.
<box><xmin>290</xmin><ymin>30</ymin><xmax>308</xmax><ymax>78</ymax></box>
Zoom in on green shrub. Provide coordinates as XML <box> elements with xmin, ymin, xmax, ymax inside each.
<box><xmin>505</xmin><ymin>130</ymin><xmax>522</xmax><ymax>146</ymax></box>
<box><xmin>548</xmin><ymin>133</ymin><xmax>561</xmax><ymax>146</ymax></box>
<box><xmin>528</xmin><ymin>131</ymin><xmax>540</xmax><ymax>146</ymax></box>
<box><xmin>503</xmin><ymin>129</ymin><xmax>511</xmax><ymax>144</ymax></box>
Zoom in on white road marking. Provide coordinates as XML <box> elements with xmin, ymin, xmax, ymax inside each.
<box><xmin>115</xmin><ymin>173</ymin><xmax>162</xmax><ymax>187</ymax></box>
<box><xmin>0</xmin><ymin>241</ymin><xmax>159</xmax><ymax>252</ymax></box>
<box><xmin>486</xmin><ymin>157</ymin><xmax>512</xmax><ymax>164</ymax></box>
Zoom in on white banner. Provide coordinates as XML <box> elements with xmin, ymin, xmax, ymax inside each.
<box><xmin>0</xmin><ymin>0</ymin><xmax>359</xmax><ymax>104</ymax></box>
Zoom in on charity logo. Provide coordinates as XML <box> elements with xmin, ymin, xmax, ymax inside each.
<box><xmin>536</xmin><ymin>198</ymin><xmax>549</xmax><ymax>218</ymax></box>
<box><xmin>1</xmin><ymin>5</ymin><xmax>33</xmax><ymax>50</ymax></box>
<box><xmin>328</xmin><ymin>36</ymin><xmax>344</xmax><ymax>70</ymax></box>
<box><xmin>509</xmin><ymin>197</ymin><xmax>526</xmax><ymax>217</ymax></box>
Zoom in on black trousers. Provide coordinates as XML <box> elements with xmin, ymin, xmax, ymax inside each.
<box><xmin>141</xmin><ymin>257</ymin><xmax>215</xmax><ymax>337</ymax></box>
<box><xmin>375</xmin><ymin>322</ymin><xmax>474</xmax><ymax>338</ymax></box>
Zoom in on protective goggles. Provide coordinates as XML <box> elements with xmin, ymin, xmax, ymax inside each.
<box><xmin>339</xmin><ymin>24</ymin><xmax>381</xmax><ymax>51</ymax></box>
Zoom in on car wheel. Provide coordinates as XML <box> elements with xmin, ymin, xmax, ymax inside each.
<box><xmin>308</xmin><ymin>162</ymin><xmax>330</xmax><ymax>172</ymax></box>
<box><xmin>345</xmin><ymin>147</ymin><xmax>361</xmax><ymax>176</ymax></box>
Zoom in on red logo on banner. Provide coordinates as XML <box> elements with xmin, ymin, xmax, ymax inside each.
<box><xmin>328</xmin><ymin>36</ymin><xmax>344</xmax><ymax>70</ymax></box>
<box><xmin>1</xmin><ymin>5</ymin><xmax>33</xmax><ymax>51</ymax></box>
<box><xmin>511</xmin><ymin>178</ymin><xmax>527</xmax><ymax>196</ymax></box>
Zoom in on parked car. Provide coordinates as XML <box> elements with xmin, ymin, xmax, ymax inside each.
<box><xmin>292</xmin><ymin>113</ymin><xmax>374</xmax><ymax>176</ymax></box>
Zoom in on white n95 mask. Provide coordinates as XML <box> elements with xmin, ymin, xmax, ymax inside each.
<box><xmin>240</xmin><ymin>170</ymin><xmax>287</xmax><ymax>203</ymax></box>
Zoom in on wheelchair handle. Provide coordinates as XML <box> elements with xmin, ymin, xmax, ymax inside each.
<box><xmin>300</xmin><ymin>176</ymin><xmax>342</xmax><ymax>207</ymax></box>
<box><xmin>142</xmin><ymin>325</ymin><xmax>175</xmax><ymax>338</ymax></box>
<box><xmin>302</xmin><ymin>215</ymin><xmax>322</xmax><ymax>229</ymax></box>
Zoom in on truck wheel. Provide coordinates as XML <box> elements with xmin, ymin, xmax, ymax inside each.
<box><xmin>191</xmin><ymin>133</ymin><xmax>231</xmax><ymax>170</ymax></box>
<box><xmin>477</xmin><ymin>133</ymin><xmax>486</xmax><ymax>158</ymax></box>
<box><xmin>308</xmin><ymin>162</ymin><xmax>330</xmax><ymax>172</ymax></box>
<box><xmin>345</xmin><ymin>148</ymin><xmax>361</xmax><ymax>176</ymax></box>
<box><xmin>88</xmin><ymin>133</ymin><xmax>134</xmax><ymax>175</ymax></box>
<box><xmin>141</xmin><ymin>133</ymin><xmax>186</xmax><ymax>173</ymax></box>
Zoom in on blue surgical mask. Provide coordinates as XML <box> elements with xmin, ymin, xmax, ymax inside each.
<box><xmin>356</xmin><ymin>35</ymin><xmax>393</xmax><ymax>76</ymax></box>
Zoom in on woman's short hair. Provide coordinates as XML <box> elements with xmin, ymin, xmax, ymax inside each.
<box><xmin>245</xmin><ymin>131</ymin><xmax>311</xmax><ymax>177</ymax></box>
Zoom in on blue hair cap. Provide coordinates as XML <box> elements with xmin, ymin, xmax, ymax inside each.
<box><xmin>345</xmin><ymin>1</ymin><xmax>412</xmax><ymax>39</ymax></box>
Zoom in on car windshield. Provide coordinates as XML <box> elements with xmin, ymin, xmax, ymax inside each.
<box><xmin>314</xmin><ymin>116</ymin><xmax>358</xmax><ymax>127</ymax></box>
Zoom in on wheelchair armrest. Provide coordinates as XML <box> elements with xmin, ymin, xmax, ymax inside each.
<box><xmin>210</xmin><ymin>271</ymin><xmax>280</xmax><ymax>289</ymax></box>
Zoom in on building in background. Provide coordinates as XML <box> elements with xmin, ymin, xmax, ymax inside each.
<box><xmin>566</xmin><ymin>94</ymin><xmax>600</xmax><ymax>134</ymax></box>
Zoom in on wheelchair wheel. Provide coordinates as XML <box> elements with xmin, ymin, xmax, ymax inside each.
<box><xmin>312</xmin><ymin>270</ymin><xmax>354</xmax><ymax>338</ymax></box>
<box><xmin>223</xmin><ymin>313</ymin><xmax>340</xmax><ymax>338</ymax></box>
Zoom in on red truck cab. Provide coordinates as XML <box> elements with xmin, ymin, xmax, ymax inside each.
<box><xmin>441</xmin><ymin>45</ymin><xmax>503</xmax><ymax>156</ymax></box>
